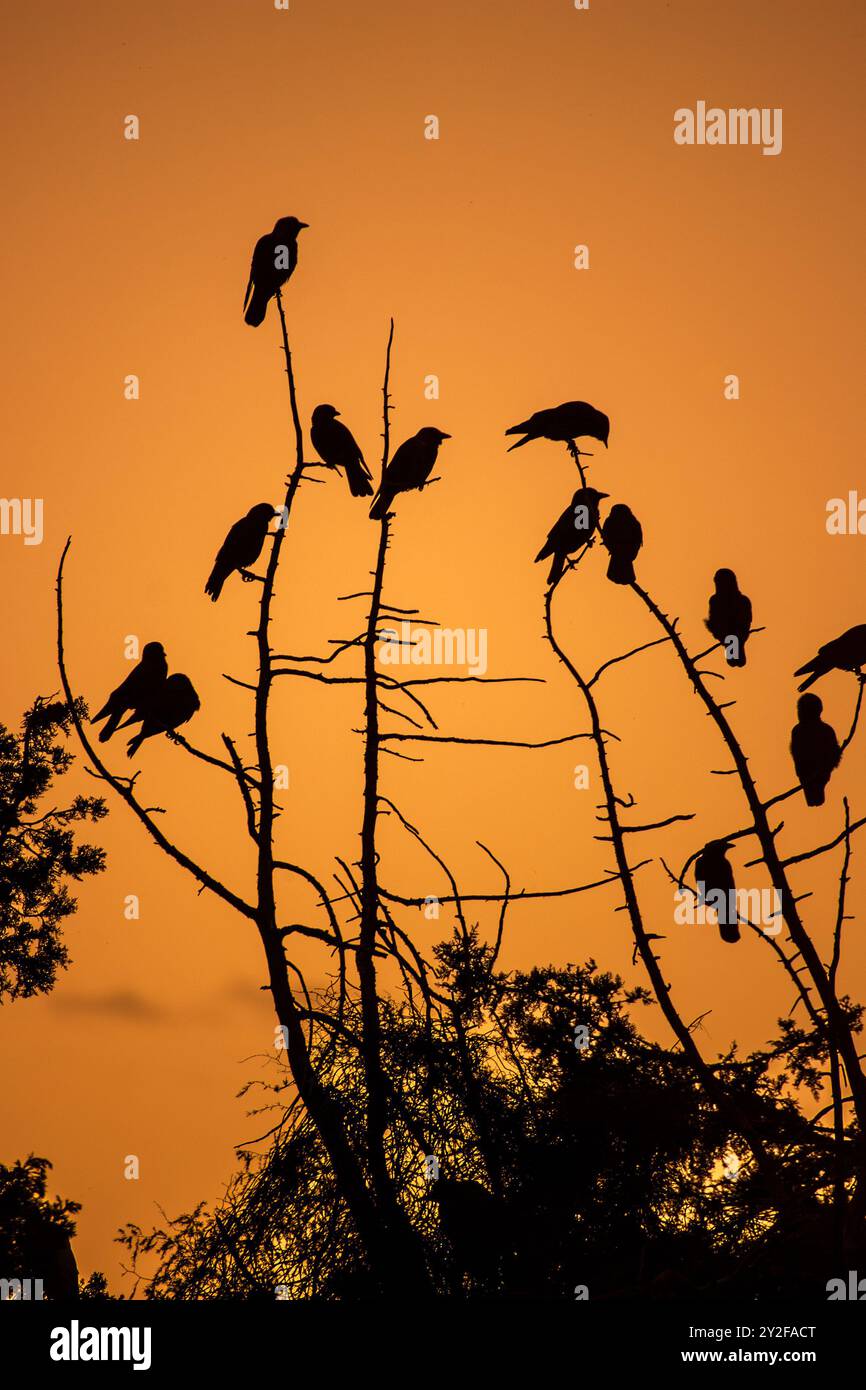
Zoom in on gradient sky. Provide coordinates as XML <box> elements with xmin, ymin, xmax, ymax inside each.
<box><xmin>2</xmin><ymin>0</ymin><xmax>865</xmax><ymax>1290</ymax></box>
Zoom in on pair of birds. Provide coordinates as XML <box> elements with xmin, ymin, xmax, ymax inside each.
<box><xmin>91</xmin><ymin>644</ymin><xmax>200</xmax><ymax>757</ymax></box>
<box><xmin>784</xmin><ymin>623</ymin><xmax>866</xmax><ymax>807</ymax></box>
<box><xmin>534</xmin><ymin>487</ymin><xmax>642</xmax><ymax>587</ymax></box>
<box><xmin>310</xmin><ymin>407</ymin><xmax>451</xmax><ymax>520</ymax></box>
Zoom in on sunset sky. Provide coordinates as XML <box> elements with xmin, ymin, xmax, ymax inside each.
<box><xmin>2</xmin><ymin>0</ymin><xmax>865</xmax><ymax>1290</ymax></box>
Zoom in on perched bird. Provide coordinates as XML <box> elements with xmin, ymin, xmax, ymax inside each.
<box><xmin>91</xmin><ymin>643</ymin><xmax>167</xmax><ymax>743</ymax></box>
<box><xmin>695</xmin><ymin>839</ymin><xmax>740</xmax><ymax>944</ymax></box>
<box><xmin>505</xmin><ymin>401</ymin><xmax>609</xmax><ymax>453</ymax></box>
<box><xmin>791</xmin><ymin>694</ymin><xmax>841</xmax><ymax>807</ymax></box>
<box><xmin>534</xmin><ymin>487</ymin><xmax>608</xmax><ymax>585</ymax></box>
<box><xmin>706</xmin><ymin>569</ymin><xmax>752</xmax><ymax>667</ymax></box>
<box><xmin>369</xmin><ymin>427</ymin><xmax>450</xmax><ymax>521</ymax></box>
<box><xmin>601</xmin><ymin>503</ymin><xmax>643</xmax><ymax>584</ymax></box>
<box><xmin>310</xmin><ymin>404</ymin><xmax>373</xmax><ymax>497</ymax></box>
<box><xmin>795</xmin><ymin>625</ymin><xmax>866</xmax><ymax>692</ymax></box>
<box><xmin>205</xmin><ymin>502</ymin><xmax>278</xmax><ymax>602</ymax></box>
<box><xmin>243</xmin><ymin>216</ymin><xmax>308</xmax><ymax>327</ymax></box>
<box><xmin>125</xmin><ymin>674</ymin><xmax>200</xmax><ymax>758</ymax></box>
<box><xmin>429</xmin><ymin>1178</ymin><xmax>509</xmax><ymax>1282</ymax></box>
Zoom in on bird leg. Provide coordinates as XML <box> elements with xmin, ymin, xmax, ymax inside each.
<box><xmin>240</xmin><ymin>570</ymin><xmax>266</xmax><ymax>584</ymax></box>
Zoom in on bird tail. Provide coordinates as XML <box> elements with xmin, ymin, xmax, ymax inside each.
<box><xmin>803</xmin><ymin>782</ymin><xmax>826</xmax><ymax>807</ymax></box>
<box><xmin>97</xmin><ymin>710</ymin><xmax>123</xmax><ymax>743</ymax></box>
<box><xmin>726</xmin><ymin>649</ymin><xmax>747</xmax><ymax>668</ymax></box>
<box><xmin>243</xmin><ymin>288</ymin><xmax>268</xmax><ymax>328</ymax></box>
<box><xmin>127</xmin><ymin>729</ymin><xmax>146</xmax><ymax>759</ymax></box>
<box><xmin>369</xmin><ymin>489</ymin><xmax>391</xmax><ymax>521</ymax></box>
<box><xmin>205</xmin><ymin>565</ymin><xmax>225</xmax><ymax>602</ymax></box>
<box><xmin>346</xmin><ymin>460</ymin><xmax>374</xmax><ymax>498</ymax></box>
<box><xmin>607</xmin><ymin>555</ymin><xmax>635</xmax><ymax>585</ymax></box>
<box><xmin>544</xmin><ymin>551</ymin><xmax>565</xmax><ymax>586</ymax></box>
<box><xmin>718</xmin><ymin>921</ymin><xmax>741</xmax><ymax>945</ymax></box>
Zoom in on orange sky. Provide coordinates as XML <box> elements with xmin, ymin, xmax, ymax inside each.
<box><xmin>2</xmin><ymin>0</ymin><xmax>865</xmax><ymax>1291</ymax></box>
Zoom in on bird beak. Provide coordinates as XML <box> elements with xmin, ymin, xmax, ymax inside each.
<box><xmin>603</xmin><ymin>439</ymin><xmax>609</xmax><ymax>449</ymax></box>
<box><xmin>598</xmin><ymin>492</ymin><xmax>610</xmax><ymax>499</ymax></box>
<box><xmin>298</xmin><ymin>222</ymin><xmax>309</xmax><ymax>229</ymax></box>
<box><xmin>439</xmin><ymin>431</ymin><xmax>451</xmax><ymax>439</ymax></box>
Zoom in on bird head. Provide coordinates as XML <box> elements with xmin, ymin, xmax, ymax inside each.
<box><xmin>142</xmin><ymin>642</ymin><xmax>166</xmax><ymax>662</ymax></box>
<box><xmin>273</xmin><ymin>216</ymin><xmax>308</xmax><ymax>238</ymax></box>
<box><xmin>416</xmin><ymin>427</ymin><xmax>451</xmax><ymax>448</ymax></box>
<box><xmin>714</xmin><ymin>567</ymin><xmax>738</xmax><ymax>592</ymax></box>
<box><xmin>578</xmin><ymin>488</ymin><xmax>609</xmax><ymax>504</ymax></box>
<box><xmin>797</xmin><ymin>693</ymin><xmax>823</xmax><ymax>721</ymax></box>
<box><xmin>313</xmin><ymin>404</ymin><xmax>340</xmax><ymax>422</ymax></box>
<box><xmin>704</xmin><ymin>838</ymin><xmax>734</xmax><ymax>858</ymax></box>
<box><xmin>247</xmin><ymin>502</ymin><xmax>278</xmax><ymax>528</ymax></box>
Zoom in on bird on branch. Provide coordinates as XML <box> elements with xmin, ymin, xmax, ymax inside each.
<box><xmin>505</xmin><ymin>401</ymin><xmax>609</xmax><ymax>454</ymax></box>
<box><xmin>790</xmin><ymin>694</ymin><xmax>841</xmax><ymax>807</ymax></box>
<box><xmin>243</xmin><ymin>216</ymin><xmax>308</xmax><ymax>327</ymax></box>
<box><xmin>310</xmin><ymin>404</ymin><xmax>373</xmax><ymax>498</ymax></box>
<box><xmin>794</xmin><ymin>624</ymin><xmax>866</xmax><ymax>692</ymax></box>
<box><xmin>695</xmin><ymin>839</ymin><xmax>740</xmax><ymax>944</ymax></box>
<box><xmin>205</xmin><ymin>503</ymin><xmax>280</xmax><ymax>602</ymax></box>
<box><xmin>535</xmin><ymin>487</ymin><xmax>608</xmax><ymax>585</ymax></box>
<box><xmin>123</xmin><ymin>674</ymin><xmax>200</xmax><ymax>758</ymax></box>
<box><xmin>91</xmin><ymin>642</ymin><xmax>167</xmax><ymax>743</ymax></box>
<box><xmin>706</xmin><ymin>569</ymin><xmax>752</xmax><ymax>667</ymax></box>
<box><xmin>601</xmin><ymin>503</ymin><xmax>643</xmax><ymax>585</ymax></box>
<box><xmin>369</xmin><ymin>427</ymin><xmax>451</xmax><ymax>521</ymax></box>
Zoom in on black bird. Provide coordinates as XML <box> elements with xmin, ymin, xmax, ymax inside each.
<box><xmin>706</xmin><ymin>569</ymin><xmax>753</xmax><ymax>667</ymax></box>
<box><xmin>25</xmin><ymin>1224</ymin><xmax>79</xmax><ymax>1300</ymax></box>
<box><xmin>243</xmin><ymin>216</ymin><xmax>308</xmax><ymax>327</ymax></box>
<box><xmin>125</xmin><ymin>674</ymin><xmax>200</xmax><ymax>758</ymax></box>
<box><xmin>369</xmin><ymin>427</ymin><xmax>450</xmax><ymax>521</ymax></box>
<box><xmin>795</xmin><ymin>625</ymin><xmax>866</xmax><ymax>692</ymax></box>
<box><xmin>310</xmin><ymin>404</ymin><xmax>373</xmax><ymax>497</ymax></box>
<box><xmin>429</xmin><ymin>1178</ymin><xmax>509</xmax><ymax>1282</ymax></box>
<box><xmin>601</xmin><ymin>503</ymin><xmax>643</xmax><ymax>584</ymax></box>
<box><xmin>91</xmin><ymin>642</ymin><xmax>167</xmax><ymax>743</ymax></box>
<box><xmin>791</xmin><ymin>694</ymin><xmax>841</xmax><ymax>807</ymax></box>
<box><xmin>505</xmin><ymin>401</ymin><xmax>609</xmax><ymax>453</ymax></box>
<box><xmin>534</xmin><ymin>487</ymin><xmax>608</xmax><ymax>585</ymax></box>
<box><xmin>205</xmin><ymin>502</ymin><xmax>278</xmax><ymax>602</ymax></box>
<box><xmin>695</xmin><ymin>839</ymin><xmax>740</xmax><ymax>944</ymax></box>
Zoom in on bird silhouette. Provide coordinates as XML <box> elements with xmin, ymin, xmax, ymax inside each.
<box><xmin>795</xmin><ymin>625</ymin><xmax>866</xmax><ymax>692</ymax></box>
<box><xmin>369</xmin><ymin>427</ymin><xmax>450</xmax><ymax>520</ymax></box>
<box><xmin>243</xmin><ymin>216</ymin><xmax>308</xmax><ymax>327</ymax></box>
<box><xmin>695</xmin><ymin>839</ymin><xmax>740</xmax><ymax>944</ymax></box>
<box><xmin>505</xmin><ymin>401</ymin><xmax>609</xmax><ymax>452</ymax></box>
<box><xmin>310</xmin><ymin>404</ymin><xmax>373</xmax><ymax>498</ymax></box>
<box><xmin>205</xmin><ymin>502</ymin><xmax>278</xmax><ymax>601</ymax></box>
<box><xmin>535</xmin><ymin>487</ymin><xmax>608</xmax><ymax>585</ymax></box>
<box><xmin>91</xmin><ymin>642</ymin><xmax>167</xmax><ymax>743</ymax></box>
<box><xmin>601</xmin><ymin>503</ymin><xmax>643</xmax><ymax>584</ymax></box>
<box><xmin>125</xmin><ymin>674</ymin><xmax>200</xmax><ymax>758</ymax></box>
<box><xmin>706</xmin><ymin>569</ymin><xmax>753</xmax><ymax>667</ymax></box>
<box><xmin>791</xmin><ymin>694</ymin><xmax>841</xmax><ymax>807</ymax></box>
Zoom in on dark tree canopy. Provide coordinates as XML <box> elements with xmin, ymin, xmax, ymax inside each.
<box><xmin>0</xmin><ymin>697</ymin><xmax>106</xmax><ymax>1002</ymax></box>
